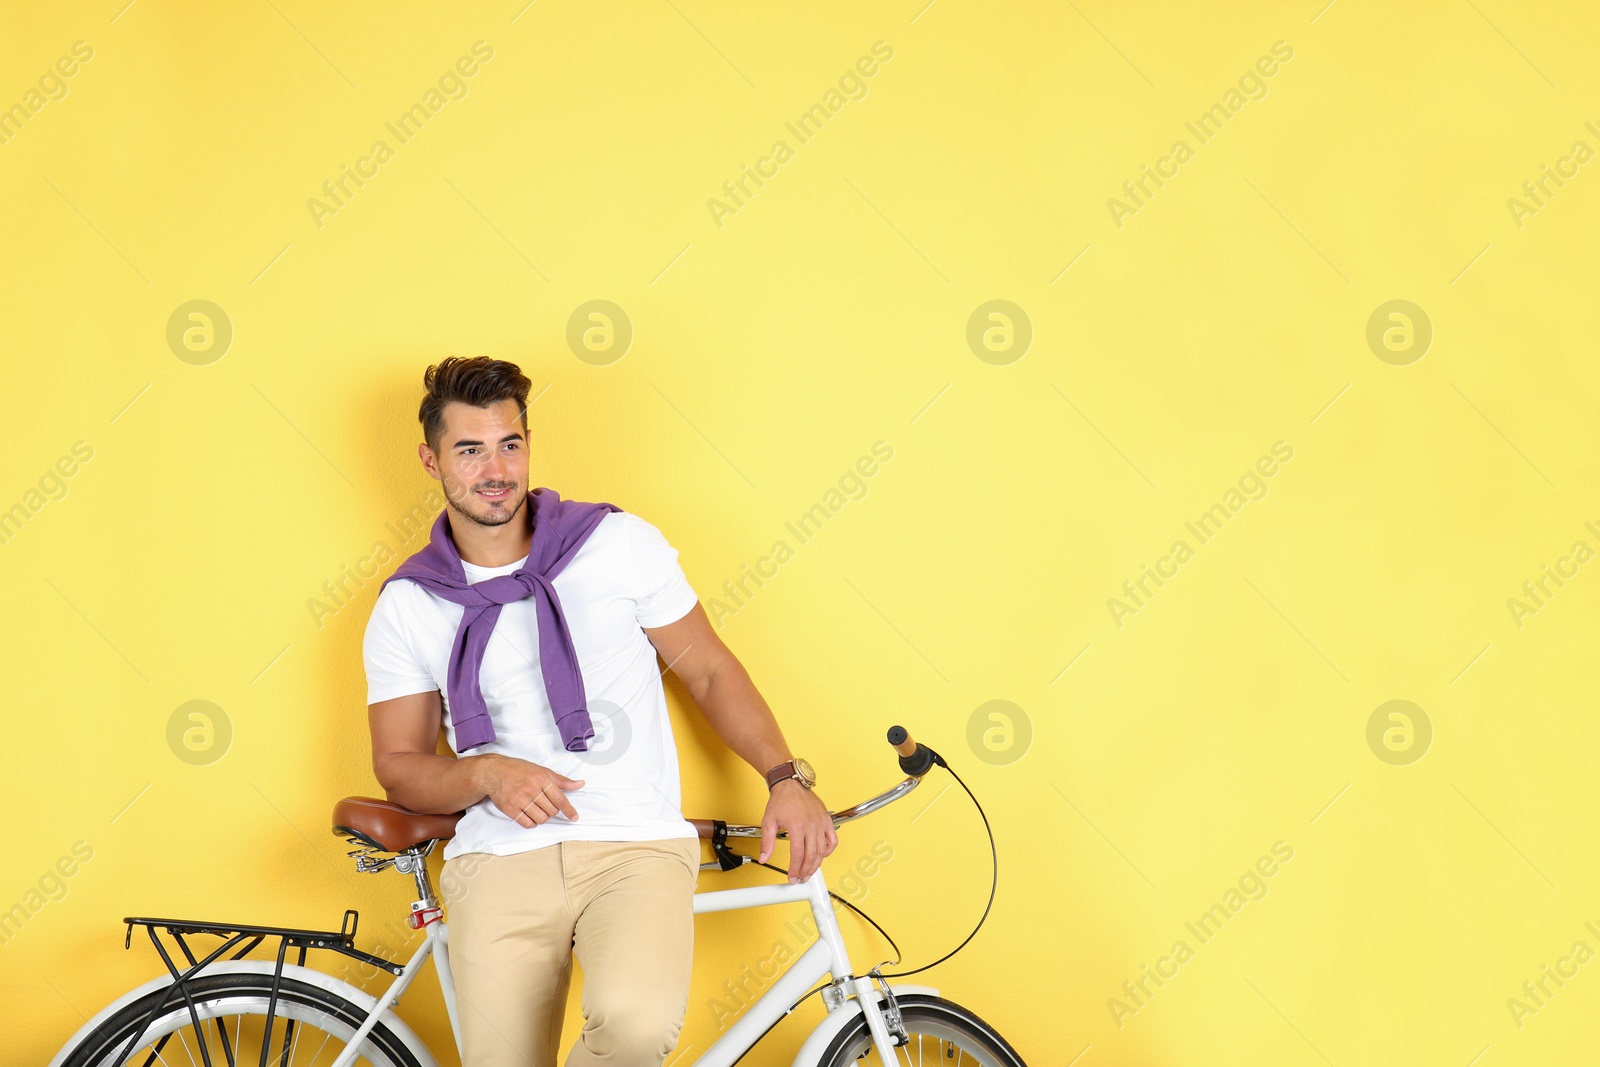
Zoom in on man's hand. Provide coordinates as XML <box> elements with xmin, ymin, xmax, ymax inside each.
<box><xmin>759</xmin><ymin>780</ymin><xmax>838</xmax><ymax>883</ymax></box>
<box><xmin>475</xmin><ymin>753</ymin><xmax>585</xmax><ymax>829</ymax></box>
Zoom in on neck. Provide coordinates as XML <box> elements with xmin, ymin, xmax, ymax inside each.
<box><xmin>449</xmin><ymin>495</ymin><xmax>534</xmax><ymax>567</ymax></box>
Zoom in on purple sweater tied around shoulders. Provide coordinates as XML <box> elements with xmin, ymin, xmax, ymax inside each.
<box><xmin>380</xmin><ymin>486</ymin><xmax>621</xmax><ymax>752</ymax></box>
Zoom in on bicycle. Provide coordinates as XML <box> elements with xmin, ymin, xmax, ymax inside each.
<box><xmin>49</xmin><ymin>726</ymin><xmax>1028</xmax><ymax>1067</ymax></box>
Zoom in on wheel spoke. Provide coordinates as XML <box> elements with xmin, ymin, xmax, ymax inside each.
<box><xmin>147</xmin><ymin>1034</ymin><xmax>181</xmax><ymax>1067</ymax></box>
<box><xmin>831</xmin><ymin>1002</ymin><xmax>1019</xmax><ymax>1067</ymax></box>
<box><xmin>305</xmin><ymin>1026</ymin><xmax>335</xmax><ymax>1067</ymax></box>
<box><xmin>130</xmin><ymin>1017</ymin><xmax>354</xmax><ymax>1067</ymax></box>
<box><xmin>176</xmin><ymin>1024</ymin><xmax>201</xmax><ymax>1067</ymax></box>
<box><xmin>75</xmin><ymin>984</ymin><xmax>414</xmax><ymax>1067</ymax></box>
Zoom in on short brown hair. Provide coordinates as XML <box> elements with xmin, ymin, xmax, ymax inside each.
<box><xmin>418</xmin><ymin>356</ymin><xmax>532</xmax><ymax>454</ymax></box>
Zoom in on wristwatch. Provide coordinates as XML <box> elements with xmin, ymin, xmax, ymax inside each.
<box><xmin>763</xmin><ymin>757</ymin><xmax>816</xmax><ymax>791</ymax></box>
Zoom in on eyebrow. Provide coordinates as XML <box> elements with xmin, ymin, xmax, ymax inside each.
<box><xmin>451</xmin><ymin>432</ymin><xmax>525</xmax><ymax>450</ymax></box>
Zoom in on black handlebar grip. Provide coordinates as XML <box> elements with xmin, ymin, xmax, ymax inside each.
<box><xmin>886</xmin><ymin>725</ymin><xmax>937</xmax><ymax>778</ymax></box>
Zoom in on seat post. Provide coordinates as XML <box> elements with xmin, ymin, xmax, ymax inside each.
<box><xmin>392</xmin><ymin>842</ymin><xmax>440</xmax><ymax>913</ymax></box>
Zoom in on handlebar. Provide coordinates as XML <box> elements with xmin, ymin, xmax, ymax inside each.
<box><xmin>690</xmin><ymin>724</ymin><xmax>942</xmax><ymax>842</ymax></box>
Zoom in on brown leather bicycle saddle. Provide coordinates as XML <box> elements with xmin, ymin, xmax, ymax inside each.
<box><xmin>332</xmin><ymin>796</ymin><xmax>463</xmax><ymax>853</ymax></box>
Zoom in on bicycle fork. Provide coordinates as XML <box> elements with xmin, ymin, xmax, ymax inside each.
<box><xmin>803</xmin><ymin>873</ymin><xmax>907</xmax><ymax>1062</ymax></box>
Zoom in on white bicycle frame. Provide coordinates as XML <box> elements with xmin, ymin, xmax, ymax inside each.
<box><xmin>688</xmin><ymin>863</ymin><xmax>916</xmax><ymax>1065</ymax></box>
<box><xmin>322</xmin><ymin>782</ymin><xmax>931</xmax><ymax>1067</ymax></box>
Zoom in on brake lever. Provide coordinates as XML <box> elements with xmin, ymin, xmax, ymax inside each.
<box><xmin>709</xmin><ymin>820</ymin><xmax>742</xmax><ymax>871</ymax></box>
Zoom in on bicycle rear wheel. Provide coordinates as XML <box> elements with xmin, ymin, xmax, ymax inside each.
<box><xmin>817</xmin><ymin>994</ymin><xmax>1027</xmax><ymax>1067</ymax></box>
<box><xmin>56</xmin><ymin>971</ymin><xmax>424</xmax><ymax>1067</ymax></box>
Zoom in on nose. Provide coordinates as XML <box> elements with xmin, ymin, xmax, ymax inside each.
<box><xmin>480</xmin><ymin>454</ymin><xmax>505</xmax><ymax>482</ymax></box>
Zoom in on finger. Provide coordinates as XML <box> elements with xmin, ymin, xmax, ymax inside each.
<box><xmin>546</xmin><ymin>782</ymin><xmax>579</xmax><ymax>820</ymax></box>
<box><xmin>805</xmin><ymin>826</ymin><xmax>823</xmax><ymax>880</ymax></box>
<box><xmin>532</xmin><ymin>792</ymin><xmax>560</xmax><ymax>818</ymax></box>
<box><xmin>789</xmin><ymin>829</ymin><xmax>808</xmax><ymax>883</ymax></box>
<box><xmin>554</xmin><ymin>774</ymin><xmax>586</xmax><ymax>791</ymax></box>
<box><xmin>759</xmin><ymin>818</ymin><xmax>776</xmax><ymax>865</ymax></box>
<box><xmin>508</xmin><ymin>797</ymin><xmax>539</xmax><ymax>827</ymax></box>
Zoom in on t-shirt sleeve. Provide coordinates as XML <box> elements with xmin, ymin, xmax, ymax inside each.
<box><xmin>362</xmin><ymin>584</ymin><xmax>440</xmax><ymax>705</ymax></box>
<box><xmin>625</xmin><ymin>512</ymin><xmax>700</xmax><ymax>628</ymax></box>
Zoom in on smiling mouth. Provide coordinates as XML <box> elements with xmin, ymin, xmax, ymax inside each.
<box><xmin>476</xmin><ymin>486</ymin><xmax>514</xmax><ymax>502</ymax></box>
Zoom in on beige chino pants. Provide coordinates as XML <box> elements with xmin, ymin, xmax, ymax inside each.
<box><xmin>441</xmin><ymin>837</ymin><xmax>701</xmax><ymax>1067</ymax></box>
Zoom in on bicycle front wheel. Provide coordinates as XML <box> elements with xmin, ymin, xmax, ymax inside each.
<box><xmin>817</xmin><ymin>994</ymin><xmax>1028</xmax><ymax>1067</ymax></box>
<box><xmin>56</xmin><ymin>970</ymin><xmax>425</xmax><ymax>1067</ymax></box>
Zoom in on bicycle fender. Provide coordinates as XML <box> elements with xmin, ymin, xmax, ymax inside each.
<box><xmin>789</xmin><ymin>983</ymin><xmax>940</xmax><ymax>1067</ymax></box>
<box><xmin>48</xmin><ymin>960</ymin><xmax>439</xmax><ymax>1067</ymax></box>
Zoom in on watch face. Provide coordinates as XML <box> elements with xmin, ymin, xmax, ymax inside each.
<box><xmin>794</xmin><ymin>757</ymin><xmax>816</xmax><ymax>787</ymax></box>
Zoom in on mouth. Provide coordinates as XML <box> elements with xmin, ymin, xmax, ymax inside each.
<box><xmin>476</xmin><ymin>486</ymin><xmax>514</xmax><ymax>503</ymax></box>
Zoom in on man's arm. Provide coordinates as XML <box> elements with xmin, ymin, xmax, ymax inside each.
<box><xmin>643</xmin><ymin>602</ymin><xmax>838</xmax><ymax>882</ymax></box>
<box><xmin>368</xmin><ymin>690</ymin><xmax>584</xmax><ymax>826</ymax></box>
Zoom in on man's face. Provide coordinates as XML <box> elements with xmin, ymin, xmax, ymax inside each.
<box><xmin>426</xmin><ymin>399</ymin><xmax>530</xmax><ymax>528</ymax></box>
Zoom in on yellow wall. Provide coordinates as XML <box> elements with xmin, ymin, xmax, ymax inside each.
<box><xmin>4</xmin><ymin>2</ymin><xmax>1597</xmax><ymax>1064</ymax></box>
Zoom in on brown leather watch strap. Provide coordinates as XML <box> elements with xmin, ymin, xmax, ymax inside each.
<box><xmin>763</xmin><ymin>760</ymin><xmax>798</xmax><ymax>789</ymax></box>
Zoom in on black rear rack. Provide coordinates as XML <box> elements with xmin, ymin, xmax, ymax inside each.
<box><xmin>114</xmin><ymin>911</ymin><xmax>400</xmax><ymax>1067</ymax></box>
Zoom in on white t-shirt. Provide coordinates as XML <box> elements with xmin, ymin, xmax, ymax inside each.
<box><xmin>362</xmin><ymin>509</ymin><xmax>701</xmax><ymax>861</ymax></box>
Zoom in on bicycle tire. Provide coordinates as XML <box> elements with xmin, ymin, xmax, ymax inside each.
<box><xmin>817</xmin><ymin>994</ymin><xmax>1028</xmax><ymax>1067</ymax></box>
<box><xmin>56</xmin><ymin>970</ymin><xmax>425</xmax><ymax>1067</ymax></box>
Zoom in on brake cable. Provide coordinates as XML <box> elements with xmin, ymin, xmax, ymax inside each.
<box><xmin>779</xmin><ymin>738</ymin><xmax>998</xmax><ymax>1011</ymax></box>
<box><xmin>751</xmin><ymin>860</ymin><xmax>902</xmax><ymax>965</ymax></box>
<box><xmin>878</xmin><ymin>754</ymin><xmax>995</xmax><ymax>979</ymax></box>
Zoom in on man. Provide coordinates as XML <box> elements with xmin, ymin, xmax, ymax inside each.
<box><xmin>362</xmin><ymin>356</ymin><xmax>836</xmax><ymax>1066</ymax></box>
